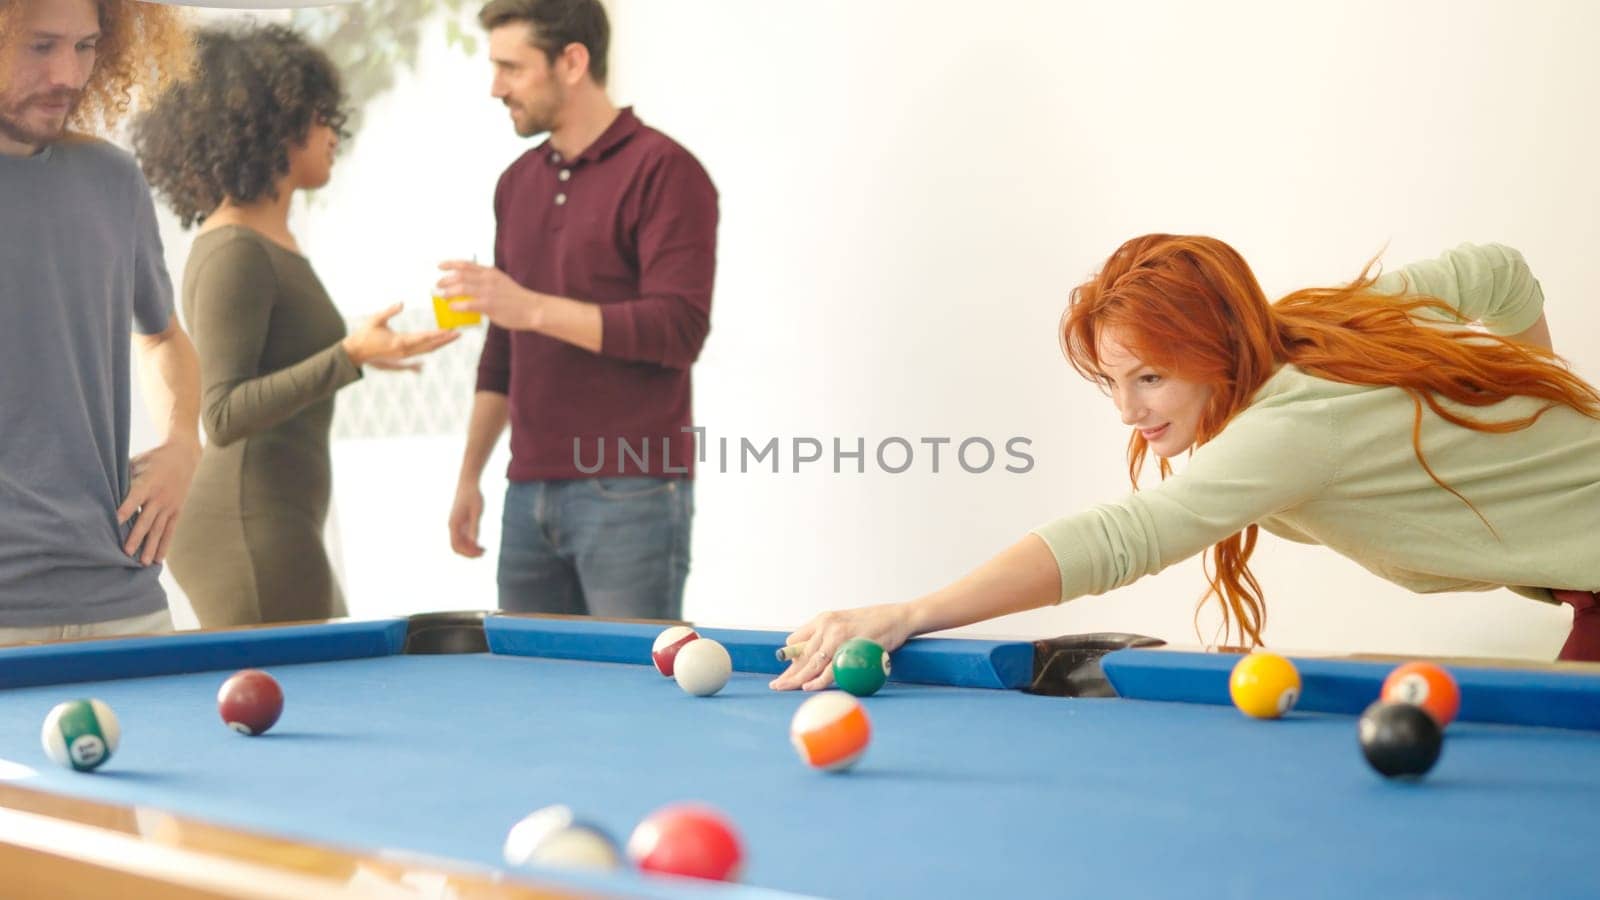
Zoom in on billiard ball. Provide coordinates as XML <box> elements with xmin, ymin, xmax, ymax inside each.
<box><xmin>1358</xmin><ymin>700</ymin><xmax>1443</xmax><ymax>779</ymax></box>
<box><xmin>503</xmin><ymin>805</ymin><xmax>622</xmax><ymax>871</ymax></box>
<box><xmin>41</xmin><ymin>699</ymin><xmax>119</xmax><ymax>772</ymax></box>
<box><xmin>1381</xmin><ymin>661</ymin><xmax>1460</xmax><ymax>728</ymax></box>
<box><xmin>1228</xmin><ymin>651</ymin><xmax>1301</xmax><ymax>719</ymax></box>
<box><xmin>218</xmin><ymin>669</ymin><xmax>284</xmax><ymax>736</ymax></box>
<box><xmin>673</xmin><ymin>638</ymin><xmax>732</xmax><ymax>697</ymax></box>
<box><xmin>789</xmin><ymin>691</ymin><xmax>871</xmax><ymax>772</ymax></box>
<box><xmin>626</xmin><ymin>804</ymin><xmax>744</xmax><ymax>881</ymax></box>
<box><xmin>651</xmin><ymin>625</ymin><xmax>700</xmax><ymax>677</ymax></box>
<box><xmin>831</xmin><ymin>637</ymin><xmax>890</xmax><ymax>697</ymax></box>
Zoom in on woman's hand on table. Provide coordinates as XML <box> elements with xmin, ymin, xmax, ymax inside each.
<box><xmin>769</xmin><ymin>602</ymin><xmax>918</xmax><ymax>692</ymax></box>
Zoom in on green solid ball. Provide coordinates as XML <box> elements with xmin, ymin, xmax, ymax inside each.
<box><xmin>832</xmin><ymin>638</ymin><xmax>890</xmax><ymax>697</ymax></box>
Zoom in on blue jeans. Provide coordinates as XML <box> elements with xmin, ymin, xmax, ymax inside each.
<box><xmin>498</xmin><ymin>478</ymin><xmax>692</xmax><ymax>620</ymax></box>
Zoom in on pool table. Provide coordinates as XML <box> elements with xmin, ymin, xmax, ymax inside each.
<box><xmin>0</xmin><ymin>612</ymin><xmax>1597</xmax><ymax>899</ymax></box>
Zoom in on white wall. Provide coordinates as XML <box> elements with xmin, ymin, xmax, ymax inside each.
<box><xmin>138</xmin><ymin>0</ymin><xmax>1597</xmax><ymax>658</ymax></box>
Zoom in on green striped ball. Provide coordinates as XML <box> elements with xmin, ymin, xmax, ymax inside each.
<box><xmin>41</xmin><ymin>699</ymin><xmax>120</xmax><ymax>772</ymax></box>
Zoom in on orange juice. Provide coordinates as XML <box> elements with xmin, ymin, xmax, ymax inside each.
<box><xmin>432</xmin><ymin>295</ymin><xmax>483</xmax><ymax>329</ymax></box>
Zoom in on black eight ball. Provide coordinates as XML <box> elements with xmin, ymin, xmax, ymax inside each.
<box><xmin>1358</xmin><ymin>700</ymin><xmax>1443</xmax><ymax>778</ymax></box>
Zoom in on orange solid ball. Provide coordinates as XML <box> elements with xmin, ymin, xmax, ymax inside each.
<box><xmin>1381</xmin><ymin>661</ymin><xmax>1460</xmax><ymax>727</ymax></box>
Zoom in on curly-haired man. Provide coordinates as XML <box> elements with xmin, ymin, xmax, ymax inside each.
<box><xmin>0</xmin><ymin>0</ymin><xmax>200</xmax><ymax>640</ymax></box>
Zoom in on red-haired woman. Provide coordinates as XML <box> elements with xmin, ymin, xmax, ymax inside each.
<box><xmin>771</xmin><ymin>239</ymin><xmax>1600</xmax><ymax>691</ymax></box>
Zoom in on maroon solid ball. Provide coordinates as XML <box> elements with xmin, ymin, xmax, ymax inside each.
<box><xmin>651</xmin><ymin>626</ymin><xmax>700</xmax><ymax>677</ymax></box>
<box><xmin>218</xmin><ymin>670</ymin><xmax>283</xmax><ymax>736</ymax></box>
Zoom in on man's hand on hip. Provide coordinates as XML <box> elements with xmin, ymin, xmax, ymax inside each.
<box><xmin>117</xmin><ymin>438</ymin><xmax>201</xmax><ymax>565</ymax></box>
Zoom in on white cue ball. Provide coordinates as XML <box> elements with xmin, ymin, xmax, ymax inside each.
<box><xmin>673</xmin><ymin>638</ymin><xmax>732</xmax><ymax>697</ymax></box>
<box><xmin>504</xmin><ymin>805</ymin><xmax>622</xmax><ymax>871</ymax></box>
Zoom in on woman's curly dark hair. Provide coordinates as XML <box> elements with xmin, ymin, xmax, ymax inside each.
<box><xmin>133</xmin><ymin>24</ymin><xmax>349</xmax><ymax>228</ymax></box>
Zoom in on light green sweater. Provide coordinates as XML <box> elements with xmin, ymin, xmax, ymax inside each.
<box><xmin>1032</xmin><ymin>244</ymin><xmax>1600</xmax><ymax>608</ymax></box>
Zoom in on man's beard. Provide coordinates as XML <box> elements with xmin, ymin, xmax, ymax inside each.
<box><xmin>513</xmin><ymin>105</ymin><xmax>554</xmax><ymax>138</ymax></box>
<box><xmin>509</xmin><ymin>87</ymin><xmax>562</xmax><ymax>138</ymax></box>
<box><xmin>0</xmin><ymin>90</ymin><xmax>80</xmax><ymax>147</ymax></box>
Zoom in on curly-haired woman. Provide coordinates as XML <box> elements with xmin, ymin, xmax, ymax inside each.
<box><xmin>771</xmin><ymin>238</ymin><xmax>1600</xmax><ymax>690</ymax></box>
<box><xmin>134</xmin><ymin>24</ymin><xmax>457</xmax><ymax>627</ymax></box>
<box><xmin>0</xmin><ymin>0</ymin><xmax>198</xmax><ymax>641</ymax></box>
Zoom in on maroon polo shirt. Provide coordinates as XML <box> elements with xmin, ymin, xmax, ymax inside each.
<box><xmin>476</xmin><ymin>108</ymin><xmax>718</xmax><ymax>481</ymax></box>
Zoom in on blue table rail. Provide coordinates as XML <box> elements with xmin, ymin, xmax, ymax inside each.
<box><xmin>0</xmin><ymin>613</ymin><xmax>1036</xmax><ymax>691</ymax></box>
<box><xmin>1102</xmin><ymin>647</ymin><xmax>1600</xmax><ymax>731</ymax></box>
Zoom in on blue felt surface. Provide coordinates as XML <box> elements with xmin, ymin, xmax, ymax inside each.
<box><xmin>2</xmin><ymin>653</ymin><xmax>1599</xmax><ymax>899</ymax></box>
<box><xmin>1103</xmin><ymin>649</ymin><xmax>1600</xmax><ymax>730</ymax></box>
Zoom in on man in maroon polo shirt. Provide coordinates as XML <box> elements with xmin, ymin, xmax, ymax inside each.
<box><xmin>439</xmin><ymin>0</ymin><xmax>718</xmax><ymax>619</ymax></box>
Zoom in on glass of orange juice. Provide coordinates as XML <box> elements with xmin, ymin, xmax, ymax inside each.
<box><xmin>431</xmin><ymin>253</ymin><xmax>484</xmax><ymax>329</ymax></box>
<box><xmin>431</xmin><ymin>294</ymin><xmax>483</xmax><ymax>329</ymax></box>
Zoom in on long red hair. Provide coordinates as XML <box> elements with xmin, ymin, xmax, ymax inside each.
<box><xmin>1061</xmin><ymin>235</ymin><xmax>1600</xmax><ymax>647</ymax></box>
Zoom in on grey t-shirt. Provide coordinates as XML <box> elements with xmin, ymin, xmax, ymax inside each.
<box><xmin>0</xmin><ymin>138</ymin><xmax>174</xmax><ymax>626</ymax></box>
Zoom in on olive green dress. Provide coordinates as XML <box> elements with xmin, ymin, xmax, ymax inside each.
<box><xmin>167</xmin><ymin>226</ymin><xmax>362</xmax><ymax>626</ymax></box>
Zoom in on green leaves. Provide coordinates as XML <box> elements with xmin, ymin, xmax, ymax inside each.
<box><xmin>289</xmin><ymin>0</ymin><xmax>478</xmax><ymax>145</ymax></box>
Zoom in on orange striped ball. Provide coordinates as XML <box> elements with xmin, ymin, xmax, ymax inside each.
<box><xmin>789</xmin><ymin>692</ymin><xmax>871</xmax><ymax>772</ymax></box>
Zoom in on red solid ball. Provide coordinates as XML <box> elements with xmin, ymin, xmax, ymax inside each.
<box><xmin>218</xmin><ymin>669</ymin><xmax>283</xmax><ymax>736</ymax></box>
<box><xmin>626</xmin><ymin>804</ymin><xmax>743</xmax><ymax>882</ymax></box>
